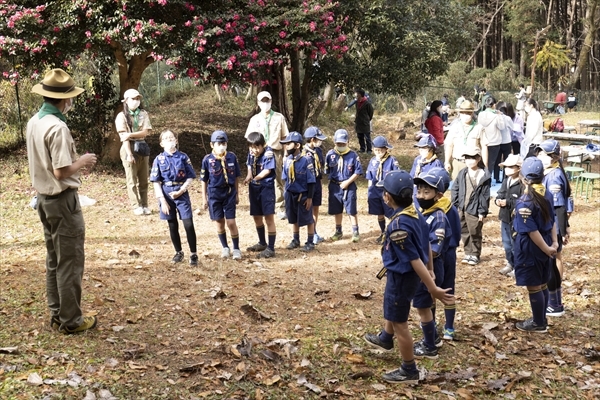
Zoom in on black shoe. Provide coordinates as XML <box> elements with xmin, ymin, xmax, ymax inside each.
<box><xmin>171</xmin><ymin>251</ymin><xmax>184</xmax><ymax>264</ymax></box>
<box><xmin>375</xmin><ymin>233</ymin><xmax>384</xmax><ymax>245</ymax></box>
<box><xmin>286</xmin><ymin>239</ymin><xmax>300</xmax><ymax>249</ymax></box>
<box><xmin>364</xmin><ymin>333</ymin><xmax>394</xmax><ymax>351</ymax></box>
<box><xmin>247</xmin><ymin>243</ymin><xmax>268</xmax><ymax>252</ymax></box>
<box><xmin>50</xmin><ymin>316</ymin><xmax>60</xmax><ymax>330</ymax></box>
<box><xmin>382</xmin><ymin>367</ymin><xmax>419</xmax><ymax>384</ymax></box>
<box><xmin>189</xmin><ymin>254</ymin><xmax>198</xmax><ymax>266</ymax></box>
<box><xmin>515</xmin><ymin>318</ymin><xmax>548</xmax><ymax>333</ymax></box>
<box><xmin>257</xmin><ymin>247</ymin><xmax>275</xmax><ymax>259</ymax></box>
<box><xmin>413</xmin><ymin>339</ymin><xmax>439</xmax><ymax>359</ymax></box>
<box><xmin>299</xmin><ymin>242</ymin><xmax>315</xmax><ymax>252</ymax></box>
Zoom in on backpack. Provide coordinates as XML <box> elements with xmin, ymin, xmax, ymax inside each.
<box><xmin>549</xmin><ymin>118</ymin><xmax>564</xmax><ymax>132</ymax></box>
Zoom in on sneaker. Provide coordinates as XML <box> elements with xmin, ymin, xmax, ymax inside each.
<box><xmin>461</xmin><ymin>256</ymin><xmax>471</xmax><ymax>264</ymax></box>
<box><xmin>515</xmin><ymin>318</ymin><xmax>548</xmax><ymax>333</ymax></box>
<box><xmin>300</xmin><ymin>242</ymin><xmax>315</xmax><ymax>252</ymax></box>
<box><xmin>499</xmin><ymin>264</ymin><xmax>513</xmax><ymax>275</ymax></box>
<box><xmin>313</xmin><ymin>234</ymin><xmax>325</xmax><ymax>244</ymax></box>
<box><xmin>286</xmin><ymin>239</ymin><xmax>300</xmax><ymax>249</ymax></box>
<box><xmin>60</xmin><ymin>316</ymin><xmax>97</xmax><ymax>335</ymax></box>
<box><xmin>221</xmin><ymin>247</ymin><xmax>231</xmax><ymax>258</ymax></box>
<box><xmin>443</xmin><ymin>328</ymin><xmax>455</xmax><ymax>341</ymax></box>
<box><xmin>364</xmin><ymin>333</ymin><xmax>394</xmax><ymax>351</ymax></box>
<box><xmin>171</xmin><ymin>251</ymin><xmax>184</xmax><ymax>264</ymax></box>
<box><xmin>50</xmin><ymin>316</ymin><xmax>60</xmax><ymax>331</ymax></box>
<box><xmin>434</xmin><ymin>335</ymin><xmax>443</xmax><ymax>348</ymax></box>
<box><xmin>375</xmin><ymin>233</ymin><xmax>384</xmax><ymax>245</ymax></box>
<box><xmin>142</xmin><ymin>207</ymin><xmax>151</xmax><ymax>215</ymax></box>
<box><xmin>247</xmin><ymin>243</ymin><xmax>267</xmax><ymax>252</ymax></box>
<box><xmin>277</xmin><ymin>211</ymin><xmax>287</xmax><ymax>220</ymax></box>
<box><xmin>507</xmin><ymin>270</ymin><xmax>515</xmax><ymax>278</ymax></box>
<box><xmin>382</xmin><ymin>367</ymin><xmax>419</xmax><ymax>384</ymax></box>
<box><xmin>257</xmin><ymin>247</ymin><xmax>275</xmax><ymax>259</ymax></box>
<box><xmin>189</xmin><ymin>254</ymin><xmax>199</xmax><ymax>266</ymax></box>
<box><xmin>413</xmin><ymin>340</ymin><xmax>439</xmax><ymax>359</ymax></box>
<box><xmin>330</xmin><ymin>231</ymin><xmax>343</xmax><ymax>241</ymax></box>
<box><xmin>232</xmin><ymin>249</ymin><xmax>242</xmax><ymax>260</ymax></box>
<box><xmin>467</xmin><ymin>256</ymin><xmax>480</xmax><ymax>265</ymax></box>
<box><xmin>546</xmin><ymin>304</ymin><xmax>565</xmax><ymax>317</ymax></box>
<box><xmin>133</xmin><ymin>207</ymin><xmax>144</xmax><ymax>216</ymax></box>
<box><xmin>352</xmin><ymin>232</ymin><xmax>360</xmax><ymax>243</ymax></box>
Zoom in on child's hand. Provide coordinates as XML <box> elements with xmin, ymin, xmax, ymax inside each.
<box><xmin>340</xmin><ymin>180</ymin><xmax>349</xmax><ymax>190</ymax></box>
<box><xmin>544</xmin><ymin>245</ymin><xmax>557</xmax><ymax>258</ymax></box>
<box><xmin>304</xmin><ymin>197</ymin><xmax>313</xmax><ymax>210</ymax></box>
<box><xmin>126</xmin><ymin>153</ymin><xmax>136</xmax><ymax>163</ymax></box>
<box><xmin>160</xmin><ymin>198</ymin><xmax>170</xmax><ymax>215</ymax></box>
<box><xmin>444</xmin><ymin>162</ymin><xmax>451</xmax><ymax>172</ymax></box>
<box><xmin>497</xmin><ymin>199</ymin><xmax>507</xmax><ymax>207</ymax></box>
<box><xmin>202</xmin><ymin>200</ymin><xmax>208</xmax><ymax>210</ymax></box>
<box><xmin>244</xmin><ymin>176</ymin><xmax>252</xmax><ymax>185</ymax></box>
<box><xmin>478</xmin><ymin>215</ymin><xmax>484</xmax><ymax>222</ymax></box>
<box><xmin>431</xmin><ymin>287</ymin><xmax>454</xmax><ymax>305</ymax></box>
<box><xmin>170</xmin><ymin>189</ymin><xmax>183</xmax><ymax>199</ymax></box>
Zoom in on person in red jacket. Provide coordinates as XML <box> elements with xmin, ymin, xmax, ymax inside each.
<box><xmin>424</xmin><ymin>100</ymin><xmax>445</xmax><ymax>161</ymax></box>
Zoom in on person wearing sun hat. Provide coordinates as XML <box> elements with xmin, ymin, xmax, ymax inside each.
<box><xmin>26</xmin><ymin>68</ymin><xmax>98</xmax><ymax>334</ymax></box>
<box><xmin>444</xmin><ymin>100</ymin><xmax>485</xmax><ymax>180</ymax></box>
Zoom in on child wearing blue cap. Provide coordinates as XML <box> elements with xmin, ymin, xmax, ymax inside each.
<box><xmin>409</xmin><ymin>134</ymin><xmax>443</xmax><ymax>179</ymax></box>
<box><xmin>200</xmin><ymin>130</ymin><xmax>243</xmax><ymax>259</ymax></box>
<box><xmin>325</xmin><ymin>129</ymin><xmax>363</xmax><ymax>242</ymax></box>
<box><xmin>364</xmin><ymin>170</ymin><xmax>454</xmax><ymax>384</ymax></box>
<box><xmin>366</xmin><ymin>136</ymin><xmax>399</xmax><ymax>243</ymax></box>
<box><xmin>280</xmin><ymin>131</ymin><xmax>317</xmax><ymax>252</ymax></box>
<box><xmin>302</xmin><ymin>126</ymin><xmax>327</xmax><ymax>244</ymax></box>
<box><xmin>513</xmin><ymin>157</ymin><xmax>557</xmax><ymax>333</ymax></box>
<box><xmin>244</xmin><ymin>132</ymin><xmax>277</xmax><ymax>258</ymax></box>
<box><xmin>150</xmin><ymin>130</ymin><xmax>198</xmax><ymax>266</ymax></box>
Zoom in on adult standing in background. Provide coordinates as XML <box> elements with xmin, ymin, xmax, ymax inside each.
<box><xmin>353</xmin><ymin>88</ymin><xmax>374</xmax><ymax>154</ymax></box>
<box><xmin>477</xmin><ymin>96</ymin><xmax>505</xmax><ymax>176</ymax></box>
<box><xmin>521</xmin><ymin>98</ymin><xmax>544</xmax><ymax>158</ymax></box>
<box><xmin>441</xmin><ymin>94</ymin><xmax>450</xmax><ymax>123</ymax></box>
<box><xmin>115</xmin><ymin>89</ymin><xmax>152</xmax><ymax>215</ymax></box>
<box><xmin>246</xmin><ymin>91</ymin><xmax>289</xmax><ymax>218</ymax></box>
<box><xmin>494</xmin><ymin>101</ymin><xmax>514</xmax><ymax>183</ymax></box>
<box><xmin>26</xmin><ymin>68</ymin><xmax>98</xmax><ymax>334</ymax></box>
<box><xmin>444</xmin><ymin>100</ymin><xmax>484</xmax><ymax>180</ymax></box>
<box><xmin>424</xmin><ymin>100</ymin><xmax>445</xmax><ymax>161</ymax></box>
<box><xmin>455</xmin><ymin>93</ymin><xmax>466</xmax><ymax>109</ymax></box>
<box><xmin>509</xmin><ymin>102</ymin><xmax>524</xmax><ymax>156</ymax></box>
<box><xmin>515</xmin><ymin>84</ymin><xmax>527</xmax><ymax>120</ymax></box>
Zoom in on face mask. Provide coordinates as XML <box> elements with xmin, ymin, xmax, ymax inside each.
<box><xmin>127</xmin><ymin>98</ymin><xmax>140</xmax><ymax>111</ymax></box>
<box><xmin>459</xmin><ymin>114</ymin><xmax>472</xmax><ymax>123</ymax></box>
<box><xmin>465</xmin><ymin>159</ymin><xmax>477</xmax><ymax>168</ymax></box>
<box><xmin>313</xmin><ymin>140</ymin><xmax>322</xmax><ymax>148</ymax></box>
<box><xmin>258</xmin><ymin>102</ymin><xmax>271</xmax><ymax>113</ymax></box>
<box><xmin>335</xmin><ymin>146</ymin><xmax>348</xmax><ymax>153</ymax></box>
<box><xmin>418</xmin><ymin>148</ymin><xmax>431</xmax><ymax>159</ymax></box>
<box><xmin>538</xmin><ymin>154</ymin><xmax>551</xmax><ymax>169</ymax></box>
<box><xmin>504</xmin><ymin>167</ymin><xmax>516</xmax><ymax>176</ymax></box>
<box><xmin>417</xmin><ymin>197</ymin><xmax>436</xmax><ymax>210</ymax></box>
<box><xmin>286</xmin><ymin>147</ymin><xmax>297</xmax><ymax>156</ymax></box>
<box><xmin>163</xmin><ymin>141</ymin><xmax>177</xmax><ymax>153</ymax></box>
<box><xmin>214</xmin><ymin>144</ymin><xmax>227</xmax><ymax>155</ymax></box>
<box><xmin>62</xmin><ymin>98</ymin><xmax>73</xmax><ymax>114</ymax></box>
<box><xmin>375</xmin><ymin>151</ymin><xmax>386</xmax><ymax>160</ymax></box>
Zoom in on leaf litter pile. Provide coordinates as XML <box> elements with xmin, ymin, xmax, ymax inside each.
<box><xmin>1</xmin><ymin>107</ymin><xmax>599</xmax><ymax>399</ymax></box>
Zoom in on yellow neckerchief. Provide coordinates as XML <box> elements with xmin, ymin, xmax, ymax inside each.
<box><xmin>543</xmin><ymin>160</ymin><xmax>560</xmax><ymax>176</ymax></box>
<box><xmin>421</xmin><ymin>196</ymin><xmax>451</xmax><ymax>215</ymax></box>
<box><xmin>531</xmin><ymin>183</ymin><xmax>546</xmax><ymax>196</ymax></box>
<box><xmin>252</xmin><ymin>149</ymin><xmax>265</xmax><ymax>178</ymax></box>
<box><xmin>212</xmin><ymin>150</ymin><xmax>228</xmax><ymax>184</ymax></box>
<box><xmin>415</xmin><ymin>153</ymin><xmax>437</xmax><ymax>177</ymax></box>
<box><xmin>288</xmin><ymin>151</ymin><xmax>300</xmax><ymax>183</ymax></box>
<box><xmin>335</xmin><ymin>147</ymin><xmax>350</xmax><ymax>173</ymax></box>
<box><xmin>382</xmin><ymin>203</ymin><xmax>419</xmax><ymax>246</ymax></box>
<box><xmin>303</xmin><ymin>144</ymin><xmax>321</xmax><ymax>175</ymax></box>
<box><xmin>376</xmin><ymin>152</ymin><xmax>390</xmax><ymax>181</ymax></box>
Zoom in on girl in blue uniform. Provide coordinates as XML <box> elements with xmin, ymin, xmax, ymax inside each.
<box><xmin>302</xmin><ymin>126</ymin><xmax>327</xmax><ymax>245</ymax></box>
<box><xmin>366</xmin><ymin>136</ymin><xmax>399</xmax><ymax>244</ymax></box>
<box><xmin>409</xmin><ymin>134</ymin><xmax>443</xmax><ymax>180</ymax></box>
<box><xmin>513</xmin><ymin>157</ymin><xmax>558</xmax><ymax>333</ymax></box>
<box><xmin>150</xmin><ymin>130</ymin><xmax>198</xmax><ymax>266</ymax></box>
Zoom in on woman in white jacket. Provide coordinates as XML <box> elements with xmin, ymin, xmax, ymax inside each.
<box><xmin>477</xmin><ymin>96</ymin><xmax>506</xmax><ymax>175</ymax></box>
<box><xmin>520</xmin><ymin>98</ymin><xmax>544</xmax><ymax>158</ymax></box>
<box><xmin>495</xmin><ymin>101</ymin><xmax>514</xmax><ymax>183</ymax></box>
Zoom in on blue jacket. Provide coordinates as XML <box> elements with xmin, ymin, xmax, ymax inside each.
<box><xmin>366</xmin><ymin>155</ymin><xmax>399</xmax><ymax>199</ymax></box>
<box><xmin>200</xmin><ymin>151</ymin><xmax>241</xmax><ymax>188</ymax></box>
<box><xmin>246</xmin><ymin>146</ymin><xmax>276</xmax><ymax>187</ymax></box>
<box><xmin>282</xmin><ymin>152</ymin><xmax>316</xmax><ymax>193</ymax></box>
<box><xmin>150</xmin><ymin>150</ymin><xmax>196</xmax><ymax>183</ymax></box>
<box><xmin>325</xmin><ymin>149</ymin><xmax>363</xmax><ymax>187</ymax></box>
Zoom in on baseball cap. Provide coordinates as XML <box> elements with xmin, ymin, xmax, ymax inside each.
<box><xmin>123</xmin><ymin>88</ymin><xmax>142</xmax><ymax>100</ymax></box>
<box><xmin>414</xmin><ymin>167</ymin><xmax>450</xmax><ymax>193</ymax></box>
<box><xmin>372</xmin><ymin>136</ymin><xmax>393</xmax><ymax>149</ymax></box>
<box><xmin>257</xmin><ymin>91</ymin><xmax>272</xmax><ymax>101</ymax></box>
<box><xmin>304</xmin><ymin>126</ymin><xmax>327</xmax><ymax>141</ymax></box>
<box><xmin>333</xmin><ymin>129</ymin><xmax>349</xmax><ymax>144</ymax></box>
<box><xmin>498</xmin><ymin>154</ymin><xmax>523</xmax><ymax>168</ymax></box>
<box><xmin>536</xmin><ymin>139</ymin><xmax>560</xmax><ymax>155</ymax></box>
<box><xmin>415</xmin><ymin>134</ymin><xmax>437</xmax><ymax>149</ymax></box>
<box><xmin>376</xmin><ymin>170</ymin><xmax>414</xmax><ymax>196</ymax></box>
<box><xmin>462</xmin><ymin>147</ymin><xmax>481</xmax><ymax>158</ymax></box>
<box><xmin>521</xmin><ymin>157</ymin><xmax>544</xmax><ymax>181</ymax></box>
<box><xmin>280</xmin><ymin>131</ymin><xmax>303</xmax><ymax>144</ymax></box>
<box><xmin>211</xmin><ymin>130</ymin><xmax>228</xmax><ymax>143</ymax></box>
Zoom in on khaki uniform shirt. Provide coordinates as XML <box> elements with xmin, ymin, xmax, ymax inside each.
<box><xmin>446</xmin><ymin>120</ymin><xmax>483</xmax><ymax>160</ymax></box>
<box><xmin>115</xmin><ymin>110</ymin><xmax>152</xmax><ymax>140</ymax></box>
<box><xmin>245</xmin><ymin>110</ymin><xmax>289</xmax><ymax>150</ymax></box>
<box><xmin>26</xmin><ymin>114</ymin><xmax>80</xmax><ymax>196</ymax></box>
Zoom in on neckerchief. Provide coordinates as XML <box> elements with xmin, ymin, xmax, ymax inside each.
<box><xmin>544</xmin><ymin>161</ymin><xmax>560</xmax><ymax>176</ymax></box>
<box><xmin>461</xmin><ymin>120</ymin><xmax>477</xmax><ymax>145</ymax></box>
<box><xmin>303</xmin><ymin>145</ymin><xmax>321</xmax><ymax>177</ymax></box>
<box><xmin>38</xmin><ymin>102</ymin><xmax>66</xmax><ymax>122</ymax></box>
<box><xmin>263</xmin><ymin>110</ymin><xmax>274</xmax><ymax>142</ymax></box>
<box><xmin>252</xmin><ymin>149</ymin><xmax>264</xmax><ymax>178</ymax></box>
<box><xmin>381</xmin><ymin>203</ymin><xmax>419</xmax><ymax>247</ymax></box>
<box><xmin>287</xmin><ymin>152</ymin><xmax>300</xmax><ymax>183</ymax></box>
<box><xmin>376</xmin><ymin>153</ymin><xmax>390</xmax><ymax>181</ymax></box>
<box><xmin>532</xmin><ymin>183</ymin><xmax>546</xmax><ymax>196</ymax></box>
<box><xmin>422</xmin><ymin>196</ymin><xmax>452</xmax><ymax>215</ymax></box>
<box><xmin>335</xmin><ymin>148</ymin><xmax>350</xmax><ymax>174</ymax></box>
<box><xmin>212</xmin><ymin>151</ymin><xmax>228</xmax><ymax>184</ymax></box>
<box><xmin>129</xmin><ymin>108</ymin><xmax>140</xmax><ymax>131</ymax></box>
<box><xmin>415</xmin><ymin>153</ymin><xmax>437</xmax><ymax>177</ymax></box>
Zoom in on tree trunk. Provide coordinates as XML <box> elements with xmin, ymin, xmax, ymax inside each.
<box><xmin>572</xmin><ymin>0</ymin><xmax>599</xmax><ymax>88</ymax></box>
<box><xmin>289</xmin><ymin>50</ymin><xmax>312</xmax><ymax>132</ymax></box>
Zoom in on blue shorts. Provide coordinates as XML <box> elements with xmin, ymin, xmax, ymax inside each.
<box><xmin>284</xmin><ymin>191</ymin><xmax>314</xmax><ymax>227</ymax></box>
<box><xmin>312</xmin><ymin>179</ymin><xmax>323</xmax><ymax>207</ymax></box>
<box><xmin>367</xmin><ymin>193</ymin><xmax>393</xmax><ymax>218</ymax></box>
<box><xmin>441</xmin><ymin>247</ymin><xmax>457</xmax><ymax>294</ymax></box>
<box><xmin>412</xmin><ymin>257</ymin><xmax>445</xmax><ymax>309</ymax></box>
<box><xmin>515</xmin><ymin>257</ymin><xmax>551</xmax><ymax>287</ymax></box>
<box><xmin>208</xmin><ymin>186</ymin><xmax>237</xmax><ymax>221</ymax></box>
<box><xmin>328</xmin><ymin>182</ymin><xmax>357</xmax><ymax>215</ymax></box>
<box><xmin>248</xmin><ymin>182</ymin><xmax>275</xmax><ymax>216</ymax></box>
<box><xmin>383</xmin><ymin>270</ymin><xmax>420</xmax><ymax>323</ymax></box>
<box><xmin>158</xmin><ymin>187</ymin><xmax>193</xmax><ymax>220</ymax></box>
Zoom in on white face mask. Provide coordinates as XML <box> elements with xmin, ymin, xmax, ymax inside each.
<box><xmin>127</xmin><ymin>98</ymin><xmax>141</xmax><ymax>111</ymax></box>
<box><xmin>504</xmin><ymin>167</ymin><xmax>516</xmax><ymax>176</ymax></box>
<box><xmin>214</xmin><ymin>144</ymin><xmax>227</xmax><ymax>155</ymax></box>
<box><xmin>163</xmin><ymin>141</ymin><xmax>177</xmax><ymax>153</ymax></box>
<box><xmin>465</xmin><ymin>159</ymin><xmax>477</xmax><ymax>168</ymax></box>
<box><xmin>459</xmin><ymin>113</ymin><xmax>472</xmax><ymax>123</ymax></box>
<box><xmin>538</xmin><ymin>154</ymin><xmax>551</xmax><ymax>169</ymax></box>
<box><xmin>62</xmin><ymin>98</ymin><xmax>73</xmax><ymax>114</ymax></box>
<box><xmin>335</xmin><ymin>145</ymin><xmax>348</xmax><ymax>153</ymax></box>
<box><xmin>418</xmin><ymin>148</ymin><xmax>431</xmax><ymax>159</ymax></box>
<box><xmin>258</xmin><ymin>101</ymin><xmax>271</xmax><ymax>113</ymax></box>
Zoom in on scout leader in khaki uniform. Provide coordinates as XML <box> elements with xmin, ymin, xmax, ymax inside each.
<box><xmin>26</xmin><ymin>68</ymin><xmax>98</xmax><ymax>334</ymax></box>
<box><xmin>245</xmin><ymin>91</ymin><xmax>289</xmax><ymax>218</ymax></box>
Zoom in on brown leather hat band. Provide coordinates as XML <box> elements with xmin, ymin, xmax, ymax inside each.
<box><xmin>42</xmin><ymin>83</ymin><xmax>75</xmax><ymax>93</ymax></box>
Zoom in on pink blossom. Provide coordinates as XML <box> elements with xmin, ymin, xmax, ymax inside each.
<box><xmin>279</xmin><ymin>31</ymin><xmax>286</xmax><ymax>39</ymax></box>
<box><xmin>273</xmin><ymin>48</ymin><xmax>280</xmax><ymax>54</ymax></box>
<box><xmin>85</xmin><ymin>31</ymin><xmax>92</xmax><ymax>38</ymax></box>
<box><xmin>185</xmin><ymin>20</ymin><xmax>192</xmax><ymax>27</ymax></box>
<box><xmin>251</xmin><ymin>51</ymin><xmax>258</xmax><ymax>60</ymax></box>
<box><xmin>249</xmin><ymin>15</ymin><xmax>256</xmax><ymax>23</ymax></box>
<box><xmin>40</xmin><ymin>38</ymin><xmax>48</xmax><ymax>46</ymax></box>
<box><xmin>63</xmin><ymin>60</ymin><xmax>70</xmax><ymax>67</ymax></box>
<box><xmin>233</xmin><ymin>14</ymin><xmax>240</xmax><ymax>21</ymax></box>
<box><xmin>157</xmin><ymin>0</ymin><xmax>167</xmax><ymax>5</ymax></box>
<box><xmin>267</xmin><ymin>59</ymin><xmax>274</xmax><ymax>66</ymax></box>
<box><xmin>196</xmin><ymin>46</ymin><xmax>204</xmax><ymax>53</ymax></box>
<box><xmin>85</xmin><ymin>42</ymin><xmax>92</xmax><ymax>49</ymax></box>
<box><xmin>3</xmin><ymin>72</ymin><xmax>10</xmax><ymax>78</ymax></box>
<box><xmin>314</xmin><ymin>5</ymin><xmax>321</xmax><ymax>11</ymax></box>
<box><xmin>309</xmin><ymin>21</ymin><xmax>316</xmax><ymax>31</ymax></box>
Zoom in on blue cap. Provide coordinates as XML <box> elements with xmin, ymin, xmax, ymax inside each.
<box><xmin>521</xmin><ymin>157</ymin><xmax>544</xmax><ymax>181</ymax></box>
<box><xmin>414</xmin><ymin>134</ymin><xmax>437</xmax><ymax>148</ymax></box>
<box><xmin>211</xmin><ymin>130</ymin><xmax>228</xmax><ymax>143</ymax></box>
<box><xmin>304</xmin><ymin>126</ymin><xmax>327</xmax><ymax>141</ymax></box>
<box><xmin>372</xmin><ymin>136</ymin><xmax>393</xmax><ymax>149</ymax></box>
<box><xmin>333</xmin><ymin>129</ymin><xmax>349</xmax><ymax>144</ymax></box>
<box><xmin>376</xmin><ymin>170</ymin><xmax>414</xmax><ymax>196</ymax></box>
<box><xmin>414</xmin><ymin>167</ymin><xmax>450</xmax><ymax>193</ymax></box>
<box><xmin>536</xmin><ymin>139</ymin><xmax>560</xmax><ymax>155</ymax></box>
<box><xmin>280</xmin><ymin>131</ymin><xmax>303</xmax><ymax>144</ymax></box>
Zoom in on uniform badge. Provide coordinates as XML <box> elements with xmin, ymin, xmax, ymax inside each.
<box><xmin>435</xmin><ymin>228</ymin><xmax>445</xmax><ymax>242</ymax></box>
<box><xmin>518</xmin><ymin>207</ymin><xmax>532</xmax><ymax>223</ymax></box>
<box><xmin>389</xmin><ymin>230</ymin><xmax>408</xmax><ymax>248</ymax></box>
<box><xmin>549</xmin><ymin>184</ymin><xmax>561</xmax><ymax>194</ymax></box>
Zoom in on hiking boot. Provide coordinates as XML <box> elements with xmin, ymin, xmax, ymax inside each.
<box><xmin>286</xmin><ymin>239</ymin><xmax>300</xmax><ymax>249</ymax></box>
<box><xmin>546</xmin><ymin>304</ymin><xmax>565</xmax><ymax>317</ymax></box>
<box><xmin>221</xmin><ymin>247</ymin><xmax>231</xmax><ymax>258</ymax></box>
<box><xmin>352</xmin><ymin>232</ymin><xmax>360</xmax><ymax>243</ymax></box>
<box><xmin>50</xmin><ymin>316</ymin><xmax>60</xmax><ymax>331</ymax></box>
<box><xmin>364</xmin><ymin>333</ymin><xmax>394</xmax><ymax>351</ymax></box>
<box><xmin>257</xmin><ymin>247</ymin><xmax>275</xmax><ymax>259</ymax></box>
<box><xmin>232</xmin><ymin>249</ymin><xmax>242</xmax><ymax>260</ymax></box>
<box><xmin>443</xmin><ymin>328</ymin><xmax>455</xmax><ymax>341</ymax></box>
<box><xmin>60</xmin><ymin>316</ymin><xmax>97</xmax><ymax>335</ymax></box>
<box><xmin>413</xmin><ymin>340</ymin><xmax>439</xmax><ymax>359</ymax></box>
<box><xmin>171</xmin><ymin>251</ymin><xmax>184</xmax><ymax>264</ymax></box>
<box><xmin>515</xmin><ymin>318</ymin><xmax>547</xmax><ymax>333</ymax></box>
<box><xmin>313</xmin><ymin>234</ymin><xmax>325</xmax><ymax>244</ymax></box>
<box><xmin>300</xmin><ymin>242</ymin><xmax>315</xmax><ymax>252</ymax></box>
<box><xmin>382</xmin><ymin>367</ymin><xmax>419</xmax><ymax>384</ymax></box>
<box><xmin>375</xmin><ymin>233</ymin><xmax>384</xmax><ymax>245</ymax></box>
<box><xmin>247</xmin><ymin>243</ymin><xmax>267</xmax><ymax>252</ymax></box>
<box><xmin>467</xmin><ymin>256</ymin><xmax>480</xmax><ymax>265</ymax></box>
<box><xmin>189</xmin><ymin>254</ymin><xmax>199</xmax><ymax>266</ymax></box>
<box><xmin>499</xmin><ymin>263</ymin><xmax>513</xmax><ymax>275</ymax></box>
<box><xmin>330</xmin><ymin>231</ymin><xmax>343</xmax><ymax>241</ymax></box>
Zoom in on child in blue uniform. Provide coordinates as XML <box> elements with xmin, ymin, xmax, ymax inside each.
<box><xmin>513</xmin><ymin>157</ymin><xmax>558</xmax><ymax>333</ymax></box>
<box><xmin>280</xmin><ymin>131</ymin><xmax>317</xmax><ymax>252</ymax></box>
<box><xmin>409</xmin><ymin>134</ymin><xmax>443</xmax><ymax>179</ymax></box>
<box><xmin>366</xmin><ymin>136</ymin><xmax>399</xmax><ymax>244</ymax></box>
<box><xmin>363</xmin><ymin>170</ymin><xmax>454</xmax><ymax>384</ymax></box>
<box><xmin>325</xmin><ymin>129</ymin><xmax>363</xmax><ymax>242</ymax></box>
<box><xmin>302</xmin><ymin>126</ymin><xmax>327</xmax><ymax>245</ymax></box>
<box><xmin>244</xmin><ymin>132</ymin><xmax>277</xmax><ymax>259</ymax></box>
<box><xmin>536</xmin><ymin>139</ymin><xmax>573</xmax><ymax>317</ymax></box>
<box><xmin>150</xmin><ymin>130</ymin><xmax>198</xmax><ymax>266</ymax></box>
<box><xmin>411</xmin><ymin>168</ymin><xmax>453</xmax><ymax>358</ymax></box>
<box><xmin>200</xmin><ymin>130</ymin><xmax>242</xmax><ymax>259</ymax></box>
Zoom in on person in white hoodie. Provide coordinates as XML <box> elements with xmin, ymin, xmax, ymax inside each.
<box><xmin>494</xmin><ymin>101</ymin><xmax>514</xmax><ymax>183</ymax></box>
<box><xmin>477</xmin><ymin>96</ymin><xmax>506</xmax><ymax>177</ymax></box>
<box><xmin>520</xmin><ymin>98</ymin><xmax>544</xmax><ymax>158</ymax></box>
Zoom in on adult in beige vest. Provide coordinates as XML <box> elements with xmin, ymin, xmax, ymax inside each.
<box><xmin>26</xmin><ymin>69</ymin><xmax>98</xmax><ymax>334</ymax></box>
<box><xmin>245</xmin><ymin>91</ymin><xmax>289</xmax><ymax>217</ymax></box>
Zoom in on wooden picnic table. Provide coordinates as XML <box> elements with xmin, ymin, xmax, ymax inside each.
<box><xmin>578</xmin><ymin>119</ymin><xmax>600</xmax><ymax>134</ymax></box>
<box><xmin>543</xmin><ymin>132</ymin><xmax>600</xmax><ymax>142</ymax></box>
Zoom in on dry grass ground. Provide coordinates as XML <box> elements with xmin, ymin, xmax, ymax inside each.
<box><xmin>1</xmin><ymin>92</ymin><xmax>599</xmax><ymax>399</ymax></box>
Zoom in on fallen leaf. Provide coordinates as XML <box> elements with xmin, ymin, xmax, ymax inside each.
<box><xmin>353</xmin><ymin>291</ymin><xmax>372</xmax><ymax>300</ymax></box>
<box><xmin>0</xmin><ymin>347</ymin><xmax>18</xmax><ymax>354</ymax></box>
<box><xmin>456</xmin><ymin>388</ymin><xmax>475</xmax><ymax>399</ymax></box>
<box><xmin>356</xmin><ymin>308</ymin><xmax>366</xmax><ymax>319</ymax></box>
<box><xmin>260</xmin><ymin>349</ymin><xmax>281</xmax><ymax>362</ymax></box>
<box><xmin>240</xmin><ymin>303</ymin><xmax>274</xmax><ymax>321</ymax></box>
<box><xmin>179</xmin><ymin>362</ymin><xmax>204</xmax><ymax>373</ymax></box>
<box><xmin>264</xmin><ymin>375</ymin><xmax>281</xmax><ymax>386</ymax></box>
<box><xmin>348</xmin><ymin>370</ymin><xmax>373</xmax><ymax>380</ymax></box>
<box><xmin>27</xmin><ymin>372</ymin><xmax>43</xmax><ymax>386</ymax></box>
<box><xmin>346</xmin><ymin>354</ymin><xmax>364</xmax><ymax>364</ymax></box>
<box><xmin>129</xmin><ymin>250</ymin><xmax>140</xmax><ymax>257</ymax></box>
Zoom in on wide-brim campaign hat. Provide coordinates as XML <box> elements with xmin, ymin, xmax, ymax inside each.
<box><xmin>456</xmin><ymin>100</ymin><xmax>475</xmax><ymax>113</ymax></box>
<box><xmin>31</xmin><ymin>68</ymin><xmax>84</xmax><ymax>99</ymax></box>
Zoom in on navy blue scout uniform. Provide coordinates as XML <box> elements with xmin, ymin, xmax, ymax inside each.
<box><xmin>325</xmin><ymin>132</ymin><xmax>363</xmax><ymax>215</ymax></box>
<box><xmin>200</xmin><ymin>133</ymin><xmax>241</xmax><ymax>221</ymax></box>
<box><xmin>247</xmin><ymin>145</ymin><xmax>276</xmax><ymax>216</ymax></box>
<box><xmin>366</xmin><ymin>136</ymin><xmax>399</xmax><ymax>218</ymax></box>
<box><xmin>150</xmin><ymin>150</ymin><xmax>196</xmax><ymax>220</ymax></box>
<box><xmin>302</xmin><ymin>127</ymin><xmax>326</xmax><ymax>207</ymax></box>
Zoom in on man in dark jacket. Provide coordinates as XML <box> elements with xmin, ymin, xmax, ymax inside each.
<box><xmin>353</xmin><ymin>88</ymin><xmax>374</xmax><ymax>153</ymax></box>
